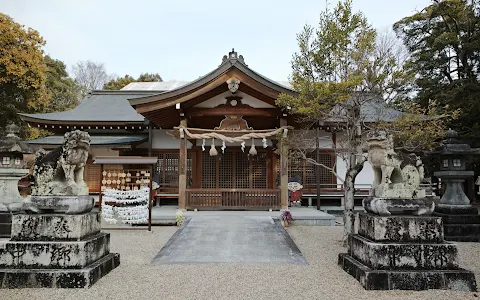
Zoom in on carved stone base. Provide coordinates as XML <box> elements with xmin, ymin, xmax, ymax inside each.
<box><xmin>11</xmin><ymin>213</ymin><xmax>100</xmax><ymax>241</ymax></box>
<box><xmin>338</xmin><ymin>253</ymin><xmax>477</xmax><ymax>291</ymax></box>
<box><xmin>363</xmin><ymin>197</ymin><xmax>435</xmax><ymax>216</ymax></box>
<box><xmin>0</xmin><ymin>213</ymin><xmax>12</xmax><ymax>238</ymax></box>
<box><xmin>349</xmin><ymin>234</ymin><xmax>458</xmax><ymax>270</ymax></box>
<box><xmin>0</xmin><ymin>253</ymin><xmax>119</xmax><ymax>288</ymax></box>
<box><xmin>0</xmin><ymin>212</ymin><xmax>120</xmax><ymax>289</ymax></box>
<box><xmin>23</xmin><ymin>196</ymin><xmax>94</xmax><ymax>214</ymax></box>
<box><xmin>339</xmin><ymin>213</ymin><xmax>477</xmax><ymax>291</ymax></box>
<box><xmin>443</xmin><ymin>224</ymin><xmax>480</xmax><ymax>242</ymax></box>
<box><xmin>0</xmin><ymin>233</ymin><xmax>110</xmax><ymax>269</ymax></box>
<box><xmin>358</xmin><ymin>213</ymin><xmax>443</xmax><ymax>242</ymax></box>
<box><xmin>435</xmin><ymin>204</ymin><xmax>478</xmax><ymax>215</ymax></box>
<box><xmin>434</xmin><ymin>206</ymin><xmax>480</xmax><ymax>242</ymax></box>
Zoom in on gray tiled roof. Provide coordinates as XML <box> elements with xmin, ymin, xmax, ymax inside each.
<box><xmin>19</xmin><ymin>91</ymin><xmax>156</xmax><ymax>123</ymax></box>
<box><xmin>361</xmin><ymin>101</ymin><xmax>403</xmax><ymax>122</ymax></box>
<box><xmin>325</xmin><ymin>95</ymin><xmax>403</xmax><ymax>123</ymax></box>
<box><xmin>26</xmin><ymin>134</ymin><xmax>148</xmax><ymax>146</ymax></box>
<box><xmin>121</xmin><ymin>81</ymin><xmax>190</xmax><ymax>91</ymax></box>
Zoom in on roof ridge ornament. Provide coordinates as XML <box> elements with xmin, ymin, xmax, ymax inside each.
<box><xmin>221</xmin><ymin>48</ymin><xmax>247</xmax><ymax>66</ymax></box>
<box><xmin>229</xmin><ymin>48</ymin><xmax>237</xmax><ymax>60</ymax></box>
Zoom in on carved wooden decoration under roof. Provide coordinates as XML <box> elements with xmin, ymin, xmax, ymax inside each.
<box><xmin>227</xmin><ymin>77</ymin><xmax>240</xmax><ymax>94</ymax></box>
<box><xmin>216</xmin><ymin>96</ymin><xmax>252</xmax><ymax>109</ymax></box>
<box><xmin>214</xmin><ymin>115</ymin><xmax>252</xmax><ymax>131</ymax></box>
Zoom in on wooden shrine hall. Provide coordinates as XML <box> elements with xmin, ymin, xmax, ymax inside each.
<box><xmin>21</xmin><ymin>49</ymin><xmax>345</xmax><ymax>211</ymax></box>
<box><xmin>128</xmin><ymin>49</ymin><xmax>300</xmax><ymax>210</ymax></box>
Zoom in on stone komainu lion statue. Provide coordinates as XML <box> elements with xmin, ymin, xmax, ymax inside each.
<box><xmin>31</xmin><ymin>130</ymin><xmax>91</xmax><ymax>196</ymax></box>
<box><xmin>367</xmin><ymin>130</ymin><xmax>425</xmax><ymax>199</ymax></box>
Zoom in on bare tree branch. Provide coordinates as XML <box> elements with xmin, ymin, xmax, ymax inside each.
<box><xmin>71</xmin><ymin>60</ymin><xmax>113</xmax><ymax>98</ymax></box>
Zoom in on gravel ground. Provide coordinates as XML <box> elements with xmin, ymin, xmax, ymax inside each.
<box><xmin>4</xmin><ymin>225</ymin><xmax>479</xmax><ymax>300</ymax></box>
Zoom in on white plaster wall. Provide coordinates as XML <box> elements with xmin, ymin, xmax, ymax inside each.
<box><xmin>137</xmin><ymin>129</ymin><xmax>193</xmax><ymax>149</ymax></box>
<box><xmin>292</xmin><ymin>130</ymin><xmax>334</xmax><ymax>149</ymax></box>
<box><xmin>194</xmin><ymin>91</ymin><xmax>275</xmax><ymax>108</ymax></box>
<box><xmin>333</xmin><ymin>131</ymin><xmax>372</xmax><ymax>187</ymax></box>
<box><xmin>335</xmin><ymin>156</ymin><xmax>373</xmax><ymax>188</ymax></box>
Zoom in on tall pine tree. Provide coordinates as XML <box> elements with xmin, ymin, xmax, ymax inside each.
<box><xmin>394</xmin><ymin>0</ymin><xmax>480</xmax><ymax>145</ymax></box>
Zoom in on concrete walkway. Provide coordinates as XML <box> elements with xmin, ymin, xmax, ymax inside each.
<box><xmin>150</xmin><ymin>206</ymin><xmax>336</xmax><ymax>226</ymax></box>
<box><xmin>98</xmin><ymin>206</ymin><xmax>337</xmax><ymax>229</ymax></box>
<box><xmin>151</xmin><ymin>216</ymin><xmax>308</xmax><ymax>264</ymax></box>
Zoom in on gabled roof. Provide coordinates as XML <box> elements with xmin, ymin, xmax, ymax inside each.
<box><xmin>19</xmin><ymin>91</ymin><xmax>156</xmax><ymax>126</ymax></box>
<box><xmin>129</xmin><ymin>49</ymin><xmax>295</xmax><ymax>112</ymax></box>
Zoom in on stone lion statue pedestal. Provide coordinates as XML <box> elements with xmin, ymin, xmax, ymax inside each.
<box><xmin>0</xmin><ymin>130</ymin><xmax>120</xmax><ymax>289</ymax></box>
<box><xmin>338</xmin><ymin>130</ymin><xmax>477</xmax><ymax>292</ymax></box>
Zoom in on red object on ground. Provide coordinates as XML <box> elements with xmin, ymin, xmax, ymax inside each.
<box><xmin>290</xmin><ymin>190</ymin><xmax>303</xmax><ymax>202</ymax></box>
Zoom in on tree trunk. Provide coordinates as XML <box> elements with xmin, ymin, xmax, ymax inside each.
<box><xmin>343</xmin><ymin>153</ymin><xmax>357</xmax><ymax>246</ymax></box>
<box><xmin>343</xmin><ymin>106</ymin><xmax>363</xmax><ymax>248</ymax></box>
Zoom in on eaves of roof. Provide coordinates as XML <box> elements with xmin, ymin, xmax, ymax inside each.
<box><xmin>128</xmin><ymin>55</ymin><xmax>296</xmax><ymax>108</ymax></box>
<box><xmin>19</xmin><ymin>91</ymin><xmax>155</xmax><ymax>126</ymax></box>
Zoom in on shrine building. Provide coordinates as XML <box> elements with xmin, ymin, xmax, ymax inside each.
<box><xmin>20</xmin><ymin>49</ymin><xmax>382</xmax><ymax>210</ymax></box>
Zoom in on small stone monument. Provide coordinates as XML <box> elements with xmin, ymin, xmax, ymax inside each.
<box><xmin>0</xmin><ymin>123</ymin><xmax>33</xmax><ymax>237</ymax></box>
<box><xmin>0</xmin><ymin>130</ymin><xmax>120</xmax><ymax>288</ymax></box>
<box><xmin>338</xmin><ymin>130</ymin><xmax>477</xmax><ymax>291</ymax></box>
<box><xmin>431</xmin><ymin>129</ymin><xmax>480</xmax><ymax>241</ymax></box>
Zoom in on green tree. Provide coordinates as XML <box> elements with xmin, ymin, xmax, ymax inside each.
<box><xmin>277</xmin><ymin>0</ymin><xmax>445</xmax><ymax>241</ymax></box>
<box><xmin>44</xmin><ymin>55</ymin><xmax>80</xmax><ymax>112</ymax></box>
<box><xmin>103</xmin><ymin>72</ymin><xmax>163</xmax><ymax>90</ymax></box>
<box><xmin>0</xmin><ymin>13</ymin><xmax>49</xmax><ymax>136</ymax></box>
<box><xmin>394</xmin><ymin>0</ymin><xmax>480</xmax><ymax>145</ymax></box>
<box><xmin>103</xmin><ymin>74</ymin><xmax>135</xmax><ymax>90</ymax></box>
<box><xmin>137</xmin><ymin>73</ymin><xmax>162</xmax><ymax>82</ymax></box>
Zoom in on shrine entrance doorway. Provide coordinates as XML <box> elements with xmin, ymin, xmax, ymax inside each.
<box><xmin>200</xmin><ymin>148</ymin><xmax>268</xmax><ymax>190</ymax></box>
<box><xmin>187</xmin><ymin>147</ymin><xmax>280</xmax><ymax>210</ymax></box>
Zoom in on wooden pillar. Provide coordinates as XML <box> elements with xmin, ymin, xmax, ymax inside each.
<box><xmin>316</xmin><ymin>127</ymin><xmax>321</xmax><ymax>210</ymax></box>
<box><xmin>178</xmin><ymin>118</ymin><xmax>187</xmax><ymax>210</ymax></box>
<box><xmin>99</xmin><ymin>163</ymin><xmax>104</xmax><ymax>213</ymax></box>
<box><xmin>148</xmin><ymin>165</ymin><xmax>153</xmax><ymax>231</ymax></box>
<box><xmin>280</xmin><ymin>117</ymin><xmax>288</xmax><ymax>209</ymax></box>
<box><xmin>147</xmin><ymin>120</ymin><xmax>153</xmax><ymax>157</ymax></box>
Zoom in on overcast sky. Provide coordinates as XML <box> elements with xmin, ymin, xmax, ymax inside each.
<box><xmin>2</xmin><ymin>0</ymin><xmax>431</xmax><ymax>82</ymax></box>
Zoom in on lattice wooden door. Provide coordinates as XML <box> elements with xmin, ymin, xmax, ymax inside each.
<box><xmin>201</xmin><ymin>148</ymin><xmax>267</xmax><ymax>189</ymax></box>
<box><xmin>287</xmin><ymin>150</ymin><xmax>336</xmax><ymax>189</ymax></box>
<box><xmin>155</xmin><ymin>152</ymin><xmax>193</xmax><ymax>190</ymax></box>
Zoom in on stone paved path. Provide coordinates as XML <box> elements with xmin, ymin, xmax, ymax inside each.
<box><xmin>151</xmin><ymin>216</ymin><xmax>307</xmax><ymax>264</ymax></box>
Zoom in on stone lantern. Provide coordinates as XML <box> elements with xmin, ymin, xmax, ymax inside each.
<box><xmin>431</xmin><ymin>128</ymin><xmax>480</xmax><ymax>242</ymax></box>
<box><xmin>432</xmin><ymin>129</ymin><xmax>480</xmax><ymax>209</ymax></box>
<box><xmin>0</xmin><ymin>123</ymin><xmax>32</xmax><ymax>212</ymax></box>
